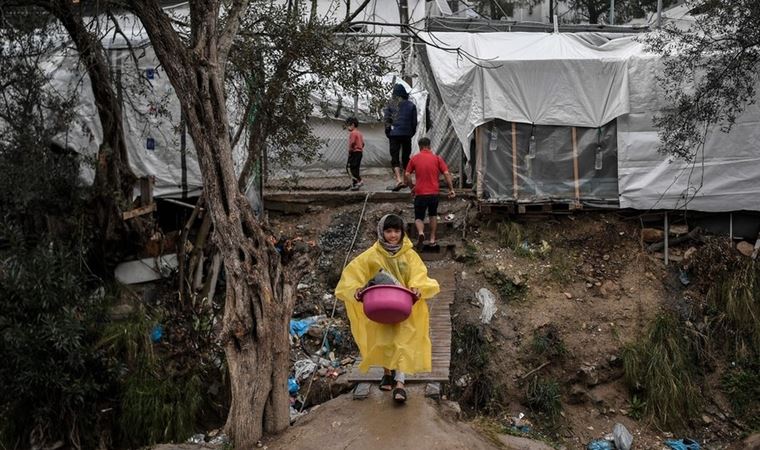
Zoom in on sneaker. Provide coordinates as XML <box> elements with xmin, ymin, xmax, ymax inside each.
<box><xmin>350</xmin><ymin>184</ymin><xmax>360</xmax><ymax>191</ymax></box>
<box><xmin>416</xmin><ymin>234</ymin><xmax>425</xmax><ymax>249</ymax></box>
<box><xmin>391</xmin><ymin>182</ymin><xmax>406</xmax><ymax>192</ymax></box>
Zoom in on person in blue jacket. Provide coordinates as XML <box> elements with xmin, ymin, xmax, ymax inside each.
<box><xmin>383</xmin><ymin>83</ymin><xmax>418</xmax><ymax>191</ymax></box>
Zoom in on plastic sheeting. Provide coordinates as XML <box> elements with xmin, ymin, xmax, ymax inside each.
<box><xmin>617</xmin><ymin>53</ymin><xmax>760</xmax><ymax>212</ymax></box>
<box><xmin>422</xmin><ymin>32</ymin><xmax>638</xmax><ymax>156</ymax></box>
<box><xmin>480</xmin><ymin>119</ymin><xmax>618</xmax><ymax>203</ymax></box>
<box><xmin>422</xmin><ymin>31</ymin><xmax>760</xmax><ymax>212</ymax></box>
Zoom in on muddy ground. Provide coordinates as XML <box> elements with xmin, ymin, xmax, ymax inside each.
<box><xmin>267</xmin><ymin>197</ymin><xmax>748</xmax><ymax>450</ymax></box>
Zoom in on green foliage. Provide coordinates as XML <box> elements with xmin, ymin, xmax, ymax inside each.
<box><xmin>227</xmin><ymin>2</ymin><xmax>390</xmax><ymax>176</ymax></box>
<box><xmin>721</xmin><ymin>360</ymin><xmax>760</xmax><ymax>430</ymax></box>
<box><xmin>622</xmin><ymin>314</ymin><xmax>701</xmax><ymax>429</ymax></box>
<box><xmin>627</xmin><ymin>394</ymin><xmax>646</xmax><ymax>420</ymax></box>
<box><xmin>706</xmin><ymin>259</ymin><xmax>760</xmax><ymax>357</ymax></box>
<box><xmin>451</xmin><ymin>324</ymin><xmax>507</xmax><ymax>415</ymax></box>
<box><xmin>531</xmin><ymin>325</ymin><xmax>567</xmax><ymax>360</ymax></box>
<box><xmin>484</xmin><ymin>268</ymin><xmax>526</xmax><ymax>302</ymax></box>
<box><xmin>120</xmin><ymin>366</ymin><xmax>203</xmax><ymax>446</ymax></box>
<box><xmin>526</xmin><ymin>377</ymin><xmax>562</xmax><ymax>419</ymax></box>
<box><xmin>496</xmin><ymin>221</ymin><xmax>524</xmax><ymax>250</ymax></box>
<box><xmin>642</xmin><ymin>0</ymin><xmax>760</xmax><ymax>161</ymax></box>
<box><xmin>0</xmin><ymin>241</ymin><xmax>114</xmax><ymax>449</ymax></box>
<box><xmin>548</xmin><ymin>249</ymin><xmax>575</xmax><ymax>284</ymax></box>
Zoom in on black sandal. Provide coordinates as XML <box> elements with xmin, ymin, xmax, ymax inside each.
<box><xmin>379</xmin><ymin>371</ymin><xmax>395</xmax><ymax>391</ymax></box>
<box><xmin>392</xmin><ymin>387</ymin><xmax>407</xmax><ymax>403</ymax></box>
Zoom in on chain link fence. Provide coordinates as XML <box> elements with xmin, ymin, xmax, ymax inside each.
<box><xmin>264</xmin><ymin>36</ymin><xmax>465</xmax><ymax>192</ymax></box>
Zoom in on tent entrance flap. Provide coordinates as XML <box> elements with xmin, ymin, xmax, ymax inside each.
<box><xmin>479</xmin><ymin>119</ymin><xmax>619</xmax><ymax>204</ymax></box>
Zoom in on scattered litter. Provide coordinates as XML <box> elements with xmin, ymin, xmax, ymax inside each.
<box><xmin>294</xmin><ymin>358</ymin><xmax>317</xmax><ymax>381</ymax></box>
<box><xmin>297</xmin><ymin>283</ymin><xmax>310</xmax><ymax>290</ymax></box>
<box><xmin>445</xmin><ymin>213</ymin><xmax>455</xmax><ymax>221</ymax></box>
<box><xmin>288</xmin><ymin>315</ymin><xmax>325</xmax><ymax>337</ymax></box>
<box><xmin>664</xmin><ymin>438</ymin><xmax>701</xmax><ymax>450</ymax></box>
<box><xmin>150</xmin><ymin>324</ymin><xmax>163</xmax><ymax>343</ymax></box>
<box><xmin>678</xmin><ymin>270</ymin><xmax>690</xmax><ymax>286</ymax></box>
<box><xmin>475</xmin><ymin>288</ymin><xmax>497</xmax><ymax>324</ymax></box>
<box><xmin>187</xmin><ymin>433</ymin><xmax>205</xmax><ymax>444</ymax></box>
<box><xmin>209</xmin><ymin>434</ymin><xmax>229</xmax><ymax>445</ymax></box>
<box><xmin>509</xmin><ymin>412</ymin><xmax>532</xmax><ymax>433</ymax></box>
<box><xmin>613</xmin><ymin>423</ymin><xmax>633</xmax><ymax>450</ymax></box>
<box><xmin>586</xmin><ymin>439</ymin><xmax>614</xmax><ymax>450</ymax></box>
<box><xmin>287</xmin><ymin>377</ymin><xmax>299</xmax><ymax>395</ymax></box>
<box><xmin>455</xmin><ymin>374</ymin><xmax>472</xmax><ymax>387</ymax></box>
<box><xmin>289</xmin><ymin>406</ymin><xmax>307</xmax><ymax>423</ymax></box>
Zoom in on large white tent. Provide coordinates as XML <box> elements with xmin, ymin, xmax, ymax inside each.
<box><xmin>420</xmin><ymin>31</ymin><xmax>760</xmax><ymax>212</ymax></box>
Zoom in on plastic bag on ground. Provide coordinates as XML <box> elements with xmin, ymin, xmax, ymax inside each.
<box><xmin>476</xmin><ymin>288</ymin><xmax>497</xmax><ymax>324</ymax></box>
<box><xmin>613</xmin><ymin>423</ymin><xmax>633</xmax><ymax>450</ymax></box>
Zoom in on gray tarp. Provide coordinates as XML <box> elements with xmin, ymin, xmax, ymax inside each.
<box><xmin>421</xmin><ymin>31</ymin><xmax>760</xmax><ymax>212</ymax></box>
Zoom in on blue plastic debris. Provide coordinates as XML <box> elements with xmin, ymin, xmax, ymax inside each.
<box><xmin>145</xmin><ymin>67</ymin><xmax>155</xmax><ymax>79</ymax></box>
<box><xmin>679</xmin><ymin>270</ymin><xmax>690</xmax><ymax>286</ymax></box>
<box><xmin>586</xmin><ymin>440</ymin><xmax>614</xmax><ymax>450</ymax></box>
<box><xmin>287</xmin><ymin>377</ymin><xmax>299</xmax><ymax>395</ymax></box>
<box><xmin>146</xmin><ymin>137</ymin><xmax>155</xmax><ymax>150</ymax></box>
<box><xmin>289</xmin><ymin>317</ymin><xmax>316</xmax><ymax>337</ymax></box>
<box><xmin>664</xmin><ymin>438</ymin><xmax>701</xmax><ymax>450</ymax></box>
<box><xmin>150</xmin><ymin>324</ymin><xmax>163</xmax><ymax>343</ymax></box>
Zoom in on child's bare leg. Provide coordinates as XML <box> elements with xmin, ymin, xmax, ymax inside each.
<box><xmin>429</xmin><ymin>215</ymin><xmax>438</xmax><ymax>244</ymax></box>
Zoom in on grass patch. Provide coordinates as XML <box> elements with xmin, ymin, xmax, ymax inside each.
<box><xmin>706</xmin><ymin>259</ymin><xmax>760</xmax><ymax>358</ymax></box>
<box><xmin>548</xmin><ymin>249</ymin><xmax>575</xmax><ymax>284</ymax></box>
<box><xmin>526</xmin><ymin>377</ymin><xmax>562</xmax><ymax>420</ymax></box>
<box><xmin>451</xmin><ymin>324</ymin><xmax>507</xmax><ymax>415</ymax></box>
<box><xmin>496</xmin><ymin>221</ymin><xmax>524</xmax><ymax>250</ymax></box>
<box><xmin>531</xmin><ymin>325</ymin><xmax>568</xmax><ymax>360</ymax></box>
<box><xmin>721</xmin><ymin>360</ymin><xmax>760</xmax><ymax>430</ymax></box>
<box><xmin>484</xmin><ymin>268</ymin><xmax>526</xmax><ymax>303</ymax></box>
<box><xmin>622</xmin><ymin>314</ymin><xmax>701</xmax><ymax>430</ymax></box>
<box><xmin>455</xmin><ymin>241</ymin><xmax>480</xmax><ymax>265</ymax></box>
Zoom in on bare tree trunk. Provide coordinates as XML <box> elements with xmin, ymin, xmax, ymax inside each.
<box><xmin>130</xmin><ymin>2</ymin><xmax>313</xmax><ymax>447</ymax></box>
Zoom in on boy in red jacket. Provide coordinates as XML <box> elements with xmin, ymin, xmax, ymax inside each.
<box><xmin>346</xmin><ymin>117</ymin><xmax>364</xmax><ymax>190</ymax></box>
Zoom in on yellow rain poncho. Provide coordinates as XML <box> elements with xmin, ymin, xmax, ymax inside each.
<box><xmin>335</xmin><ymin>236</ymin><xmax>440</xmax><ymax>374</ymax></box>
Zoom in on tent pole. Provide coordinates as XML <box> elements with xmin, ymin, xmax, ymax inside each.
<box><xmin>512</xmin><ymin>122</ymin><xmax>518</xmax><ymax>200</ymax></box>
<box><xmin>610</xmin><ymin>0</ymin><xmax>615</xmax><ymax>25</ymax></box>
<box><xmin>476</xmin><ymin>126</ymin><xmax>484</xmax><ymax>200</ymax></box>
<box><xmin>664</xmin><ymin>212</ymin><xmax>669</xmax><ymax>265</ymax></box>
<box><xmin>571</xmin><ymin>127</ymin><xmax>580</xmax><ymax>207</ymax></box>
<box><xmin>656</xmin><ymin>0</ymin><xmax>663</xmax><ymax>28</ymax></box>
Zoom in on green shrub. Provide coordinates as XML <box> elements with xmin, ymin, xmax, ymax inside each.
<box><xmin>721</xmin><ymin>360</ymin><xmax>760</xmax><ymax>430</ymax></box>
<box><xmin>0</xmin><ymin>241</ymin><xmax>114</xmax><ymax>449</ymax></box>
<box><xmin>526</xmin><ymin>377</ymin><xmax>562</xmax><ymax>419</ymax></box>
<box><xmin>622</xmin><ymin>314</ymin><xmax>701</xmax><ymax>429</ymax></box>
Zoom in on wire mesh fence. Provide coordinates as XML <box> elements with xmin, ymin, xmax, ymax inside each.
<box><xmin>264</xmin><ymin>36</ymin><xmax>466</xmax><ymax>192</ymax></box>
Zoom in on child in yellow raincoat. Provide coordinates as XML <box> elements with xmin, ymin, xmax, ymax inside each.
<box><xmin>335</xmin><ymin>214</ymin><xmax>440</xmax><ymax>402</ymax></box>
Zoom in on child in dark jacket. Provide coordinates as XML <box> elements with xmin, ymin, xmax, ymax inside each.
<box><xmin>383</xmin><ymin>84</ymin><xmax>417</xmax><ymax>191</ymax></box>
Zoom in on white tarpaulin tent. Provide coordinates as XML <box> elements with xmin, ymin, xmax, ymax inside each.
<box><xmin>421</xmin><ymin>31</ymin><xmax>760</xmax><ymax>212</ymax></box>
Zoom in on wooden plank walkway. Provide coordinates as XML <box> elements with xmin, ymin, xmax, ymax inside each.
<box><xmin>347</xmin><ymin>267</ymin><xmax>454</xmax><ymax>383</ymax></box>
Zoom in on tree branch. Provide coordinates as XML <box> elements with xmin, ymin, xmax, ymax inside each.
<box><xmin>218</xmin><ymin>0</ymin><xmax>250</xmax><ymax>64</ymax></box>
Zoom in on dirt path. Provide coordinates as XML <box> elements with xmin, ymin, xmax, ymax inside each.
<box><xmin>263</xmin><ymin>385</ymin><xmax>501</xmax><ymax>450</ymax></box>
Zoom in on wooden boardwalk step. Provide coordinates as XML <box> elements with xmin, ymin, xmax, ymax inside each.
<box><xmin>347</xmin><ymin>267</ymin><xmax>453</xmax><ymax>383</ymax></box>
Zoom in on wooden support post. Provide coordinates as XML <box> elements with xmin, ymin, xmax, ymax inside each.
<box><xmin>475</xmin><ymin>126</ymin><xmax>484</xmax><ymax>200</ymax></box>
<box><xmin>571</xmin><ymin>127</ymin><xmax>580</xmax><ymax>208</ymax></box>
<box><xmin>139</xmin><ymin>176</ymin><xmax>154</xmax><ymax>207</ymax></box>
<box><xmin>664</xmin><ymin>212</ymin><xmax>669</xmax><ymax>265</ymax></box>
<box><xmin>729</xmin><ymin>213</ymin><xmax>733</xmax><ymax>240</ymax></box>
<box><xmin>512</xmin><ymin>122</ymin><xmax>518</xmax><ymax>200</ymax></box>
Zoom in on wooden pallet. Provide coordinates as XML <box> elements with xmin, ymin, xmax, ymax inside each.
<box><xmin>347</xmin><ymin>267</ymin><xmax>454</xmax><ymax>383</ymax></box>
<box><xmin>479</xmin><ymin>200</ymin><xmax>582</xmax><ymax>215</ymax></box>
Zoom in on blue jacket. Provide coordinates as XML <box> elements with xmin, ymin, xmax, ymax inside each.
<box><xmin>383</xmin><ymin>84</ymin><xmax>418</xmax><ymax>138</ymax></box>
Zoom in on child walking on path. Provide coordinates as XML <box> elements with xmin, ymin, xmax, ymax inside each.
<box><xmin>334</xmin><ymin>214</ymin><xmax>440</xmax><ymax>402</ymax></box>
<box><xmin>345</xmin><ymin>117</ymin><xmax>364</xmax><ymax>190</ymax></box>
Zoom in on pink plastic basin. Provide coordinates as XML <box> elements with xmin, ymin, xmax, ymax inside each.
<box><xmin>359</xmin><ymin>285</ymin><xmax>417</xmax><ymax>324</ymax></box>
